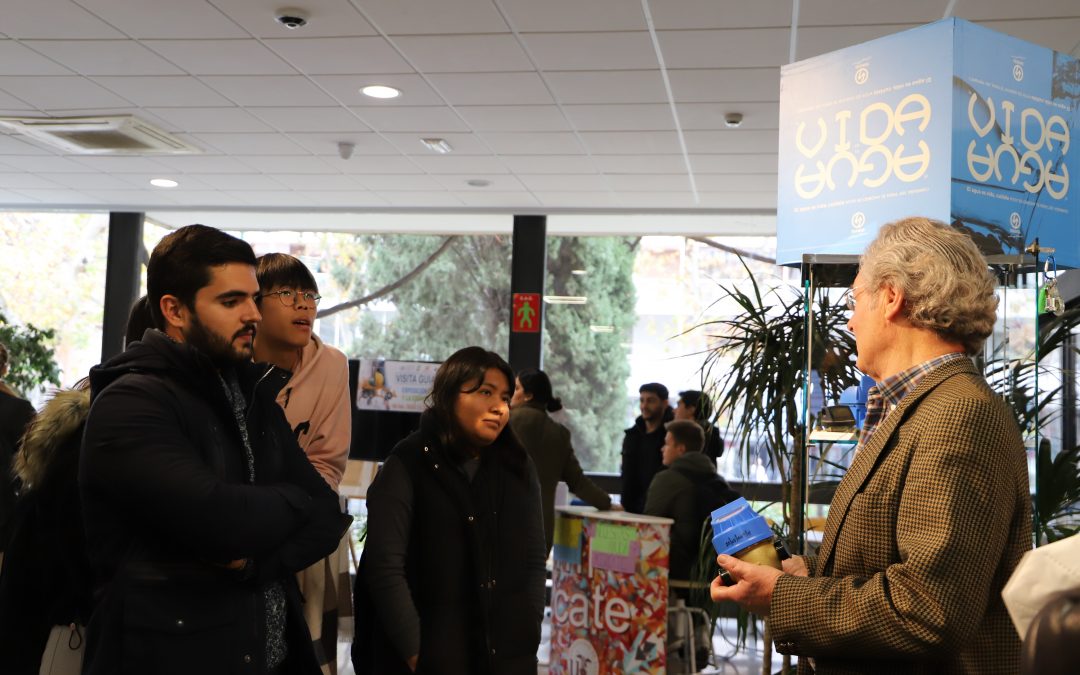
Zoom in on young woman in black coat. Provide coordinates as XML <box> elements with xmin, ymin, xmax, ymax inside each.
<box><xmin>354</xmin><ymin>347</ymin><xmax>546</xmax><ymax>675</ymax></box>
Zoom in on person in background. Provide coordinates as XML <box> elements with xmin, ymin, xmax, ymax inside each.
<box><xmin>711</xmin><ymin>217</ymin><xmax>1031</xmax><ymax>674</ymax></box>
<box><xmin>674</xmin><ymin>389</ymin><xmax>724</xmax><ymax>467</ymax></box>
<box><xmin>254</xmin><ymin>252</ymin><xmax>352</xmax><ymax>675</ymax></box>
<box><xmin>645</xmin><ymin>420</ymin><xmax>739</xmax><ymax>583</ymax></box>
<box><xmin>509</xmin><ymin>368</ymin><xmax>614</xmax><ymax>553</ymax></box>
<box><xmin>620</xmin><ymin>382</ymin><xmax>673</xmax><ymax>514</ymax></box>
<box><xmin>0</xmin><ymin>297</ymin><xmax>155</xmax><ymax>675</ymax></box>
<box><xmin>80</xmin><ymin>224</ymin><xmax>350</xmax><ymax>675</ymax></box>
<box><xmin>355</xmin><ymin>346</ymin><xmax>545</xmax><ymax>675</ymax></box>
<box><xmin>0</xmin><ymin>341</ymin><xmax>35</xmax><ymax>563</ymax></box>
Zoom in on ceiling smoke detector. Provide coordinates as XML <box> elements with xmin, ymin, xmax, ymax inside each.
<box><xmin>724</xmin><ymin>112</ymin><xmax>744</xmax><ymax>128</ymax></box>
<box><xmin>275</xmin><ymin>9</ymin><xmax>309</xmax><ymax>29</ymax></box>
<box><xmin>0</xmin><ymin>115</ymin><xmax>201</xmax><ymax>155</ymax></box>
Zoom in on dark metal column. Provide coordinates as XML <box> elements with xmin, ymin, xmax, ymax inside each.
<box><xmin>100</xmin><ymin>212</ymin><xmax>144</xmax><ymax>362</ymax></box>
<box><xmin>508</xmin><ymin>215</ymin><xmax>546</xmax><ymax>373</ymax></box>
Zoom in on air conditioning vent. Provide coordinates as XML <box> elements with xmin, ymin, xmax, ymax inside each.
<box><xmin>0</xmin><ymin>115</ymin><xmax>201</xmax><ymax>155</ymax></box>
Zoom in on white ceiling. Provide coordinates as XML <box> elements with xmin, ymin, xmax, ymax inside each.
<box><xmin>0</xmin><ymin>0</ymin><xmax>1077</xmax><ymax>232</ymax></box>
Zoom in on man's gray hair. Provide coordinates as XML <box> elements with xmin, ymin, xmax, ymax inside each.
<box><xmin>861</xmin><ymin>217</ymin><xmax>998</xmax><ymax>355</ymax></box>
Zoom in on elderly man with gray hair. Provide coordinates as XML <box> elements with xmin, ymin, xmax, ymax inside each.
<box><xmin>711</xmin><ymin>217</ymin><xmax>1032</xmax><ymax>674</ymax></box>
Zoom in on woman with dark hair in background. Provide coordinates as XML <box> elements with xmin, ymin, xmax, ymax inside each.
<box><xmin>509</xmin><ymin>368</ymin><xmax>613</xmax><ymax>553</ymax></box>
<box><xmin>674</xmin><ymin>390</ymin><xmax>724</xmax><ymax>468</ymax></box>
<box><xmin>354</xmin><ymin>347</ymin><xmax>545</xmax><ymax>675</ymax></box>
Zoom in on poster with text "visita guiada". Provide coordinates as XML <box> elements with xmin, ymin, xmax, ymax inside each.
<box><xmin>777</xmin><ymin>18</ymin><xmax>1079</xmax><ymax>267</ymax></box>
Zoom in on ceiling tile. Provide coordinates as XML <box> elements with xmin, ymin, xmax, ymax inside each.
<box><xmin>677</xmin><ymin>102</ymin><xmax>780</xmax><ymax>130</ymax></box>
<box><xmin>377</xmin><ymin>191</ymin><xmax>461</xmax><ymax>207</ymax></box>
<box><xmin>297</xmin><ymin>191</ymin><xmax>388</xmax><ymax>207</ymax></box>
<box><xmin>212</xmin><ymin>0</ymin><xmax>377</xmax><ymax>38</ymax></box>
<box><xmin>690</xmin><ymin>154</ymin><xmax>778</xmax><ymax>174</ymax></box>
<box><xmin>69</xmin><ymin>156</ymin><xmax>175</xmax><ymax>173</ymax></box>
<box><xmin>535</xmin><ymin>191</ymin><xmax>616</xmax><ymax>208</ymax></box>
<box><xmin>455</xmin><ymin>105</ymin><xmax>570</xmax><ymax>132</ymax></box>
<box><xmin>796</xmin><ymin>24</ymin><xmax>921</xmax><ymax>60</ymax></box>
<box><xmin>356</xmin><ymin>106</ymin><xmax>470</xmax><ymax>133</ymax></box>
<box><xmin>249</xmin><ymin>107</ymin><xmax>371</xmax><ymax>133</ymax></box>
<box><xmin>410</xmin><ymin>155</ymin><xmax>511</xmax><ymax>174</ymax></box>
<box><xmin>592</xmin><ymin>155</ymin><xmax>689</xmax><ymax>174</ymax></box>
<box><xmin>191</xmin><ymin>132</ymin><xmax>311</xmax><ymax>155</ymax></box>
<box><xmin>9</xmin><ymin>188</ymin><xmax>97</xmax><ymax>204</ymax></box>
<box><xmin>577</xmin><ymin>130</ymin><xmax>681</xmax><ymax>154</ymax></box>
<box><xmin>234</xmin><ymin>155</ymin><xmax>340</xmax><ymax>174</ymax></box>
<box><xmin>0</xmin><ymin>134</ymin><xmax>54</xmax><ymax>154</ymax></box>
<box><xmin>225</xmin><ymin>190</ymin><xmax>318</xmax><ymax>207</ymax></box>
<box><xmin>458</xmin><ymin>191</ymin><xmax>540</xmax><ymax>207</ymax></box>
<box><xmin>150</xmin><ymin>155</ymin><xmax>261</xmax><ymax>174</ymax></box>
<box><xmin>42</xmin><ymin>172</ymin><xmax>145</xmax><ymax>190</ymax></box>
<box><xmin>0</xmin><ymin>0</ymin><xmax>125</xmax><ymax>39</ymax></box>
<box><xmin>480</xmin><ymin>132</ymin><xmax>585</xmax><ymax>155</ymax></box>
<box><xmin>0</xmin><ymin>188</ymin><xmax>33</xmax><ymax>202</ymax></box>
<box><xmin>26</xmin><ymin>40</ymin><xmax>183</xmax><ymax>76</ymax></box>
<box><xmin>391</xmin><ymin>35</ymin><xmax>532</xmax><ymax>73</ymax></box>
<box><xmin>562</xmin><ymin>104</ymin><xmax>674</xmax><ymax>131</ymax></box>
<box><xmin>185</xmin><ymin>174</ymin><xmax>288</xmax><ymax>191</ymax></box>
<box><xmin>0</xmin><ymin>173</ymin><xmax>62</xmax><ymax>189</ymax></box>
<box><xmin>502</xmin><ymin>155</ymin><xmax>598</xmax><ymax>174</ymax></box>
<box><xmin>650</xmin><ymin>0</ymin><xmax>792</xmax><ymax>29</ymax></box>
<box><xmin>380</xmin><ymin>132</ymin><xmax>491</xmax><ymax>155</ymax></box>
<box><xmin>668</xmin><ymin>68</ymin><xmax>781</xmax><ymax>102</ymax></box>
<box><xmin>517</xmin><ymin>174</ymin><xmax>611</xmax><ymax>192</ymax></box>
<box><xmin>324</xmin><ymin>155</ymin><xmax>424</xmax><ymax>174</ymax></box>
<box><xmin>543</xmin><ymin>70</ymin><xmax>668</xmax><ymax>104</ymax></box>
<box><xmin>612</xmin><ymin>191</ymin><xmax>697</xmax><ymax>207</ymax></box>
<box><xmin>699</xmin><ymin>191</ymin><xmax>777</xmax><ymax>209</ymax></box>
<box><xmin>799</xmin><ymin>0</ymin><xmax>945</xmax><ymax>25</ymax></box>
<box><xmin>607</xmin><ymin>174</ymin><xmax>693</xmax><ymax>192</ymax></box>
<box><xmin>683</xmin><ymin>130</ymin><xmax>779</xmax><ymax>154</ymax></box>
<box><xmin>77</xmin><ymin>0</ymin><xmax>248</xmax><ymax>39</ymax></box>
<box><xmin>3</xmin><ymin>155</ymin><xmax>96</xmax><ymax>172</ymax></box>
<box><xmin>0</xmin><ymin>41</ymin><xmax>73</xmax><ymax>75</ymax></box>
<box><xmin>144</xmin><ymin>40</ymin><xmax>296</xmax><ymax>76</ymax></box>
<box><xmin>357</xmin><ymin>0</ymin><xmax>509</xmax><ymax>35</ymax></box>
<box><xmin>426</xmin><ymin>73</ymin><xmax>553</xmax><ymax>105</ymax></box>
<box><xmin>89</xmin><ymin>189</ymin><xmax>181</xmax><ymax>206</ymax></box>
<box><xmin>499</xmin><ymin>0</ymin><xmax>646</xmax><ymax>32</ymax></box>
<box><xmin>165</xmin><ymin>190</ymin><xmax>248</xmax><ymax>207</ymax></box>
<box><xmin>0</xmin><ymin>76</ymin><xmax>131</xmax><ymax>109</ymax></box>
<box><xmin>319</xmin><ymin>74</ymin><xmax>444</xmax><ymax>106</ymax></box>
<box><xmin>520</xmin><ymin>32</ymin><xmax>658</xmax><ymax>71</ymax></box>
<box><xmin>92</xmin><ymin>76</ymin><xmax>233</xmax><ymax>107</ymax></box>
<box><xmin>357</xmin><ymin>174</ymin><xmax>445</xmax><ymax>190</ymax></box>
<box><xmin>287</xmin><ymin>132</ymin><xmax>399</xmax><ymax>156</ymax></box>
<box><xmin>957</xmin><ymin>0</ymin><xmax>1080</xmax><ymax>20</ymax></box>
<box><xmin>435</xmin><ymin>174</ymin><xmax>526</xmax><ymax>191</ymax></box>
<box><xmin>268</xmin><ymin>174</ymin><xmax>363</xmax><ymax>191</ymax></box>
<box><xmin>657</xmin><ymin>29</ymin><xmax>789</xmax><ymax>68</ymax></box>
<box><xmin>694</xmin><ymin>174</ymin><xmax>778</xmax><ymax>192</ymax></box>
<box><xmin>266</xmin><ymin>37</ymin><xmax>412</xmax><ymax>75</ymax></box>
<box><xmin>201</xmin><ymin>76</ymin><xmax>338</xmax><ymax>107</ymax></box>
<box><xmin>147</xmin><ymin>107</ymin><xmax>274</xmax><ymax>133</ymax></box>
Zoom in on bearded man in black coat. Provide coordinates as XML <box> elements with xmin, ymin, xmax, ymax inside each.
<box><xmin>79</xmin><ymin>225</ymin><xmax>351</xmax><ymax>675</ymax></box>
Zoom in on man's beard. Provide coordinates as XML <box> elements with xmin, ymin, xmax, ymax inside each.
<box><xmin>183</xmin><ymin>312</ymin><xmax>256</xmax><ymax>369</ymax></box>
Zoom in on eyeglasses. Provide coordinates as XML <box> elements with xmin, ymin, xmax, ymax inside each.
<box><xmin>842</xmin><ymin>285</ymin><xmax>865</xmax><ymax>311</ymax></box>
<box><xmin>259</xmin><ymin>289</ymin><xmax>321</xmax><ymax>307</ymax></box>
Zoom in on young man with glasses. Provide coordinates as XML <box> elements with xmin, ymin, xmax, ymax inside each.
<box><xmin>254</xmin><ymin>253</ymin><xmax>352</xmax><ymax>675</ymax></box>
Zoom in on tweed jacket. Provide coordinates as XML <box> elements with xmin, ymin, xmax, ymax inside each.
<box><xmin>769</xmin><ymin>357</ymin><xmax>1031</xmax><ymax>675</ymax></box>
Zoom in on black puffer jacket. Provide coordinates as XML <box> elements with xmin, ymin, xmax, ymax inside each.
<box><xmin>79</xmin><ymin>330</ymin><xmax>351</xmax><ymax>675</ymax></box>
<box><xmin>354</xmin><ymin>411</ymin><xmax>546</xmax><ymax>675</ymax></box>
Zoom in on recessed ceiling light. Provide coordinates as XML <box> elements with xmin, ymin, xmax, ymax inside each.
<box><xmin>149</xmin><ymin>178</ymin><xmax>178</xmax><ymax>188</ymax></box>
<box><xmin>361</xmin><ymin>84</ymin><xmax>401</xmax><ymax>99</ymax></box>
<box><xmin>421</xmin><ymin>138</ymin><xmax>453</xmax><ymax>154</ymax></box>
<box><xmin>544</xmin><ymin>295</ymin><xmax>587</xmax><ymax>305</ymax></box>
<box><xmin>466</xmin><ymin>179</ymin><xmax>491</xmax><ymax>188</ymax></box>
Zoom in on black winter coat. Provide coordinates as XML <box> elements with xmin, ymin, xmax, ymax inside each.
<box><xmin>354</xmin><ymin>411</ymin><xmax>546</xmax><ymax>675</ymax></box>
<box><xmin>79</xmin><ymin>330</ymin><xmax>351</xmax><ymax>675</ymax></box>
<box><xmin>619</xmin><ymin>408</ymin><xmax>674</xmax><ymax>514</ymax></box>
<box><xmin>0</xmin><ymin>389</ymin><xmax>35</xmax><ymax>549</ymax></box>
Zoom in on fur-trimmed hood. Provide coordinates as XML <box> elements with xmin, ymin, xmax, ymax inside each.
<box><xmin>14</xmin><ymin>388</ymin><xmax>90</xmax><ymax>491</ymax></box>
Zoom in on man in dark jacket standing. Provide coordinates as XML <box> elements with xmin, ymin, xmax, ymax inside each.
<box><xmin>80</xmin><ymin>225</ymin><xmax>351</xmax><ymax>675</ymax></box>
<box><xmin>619</xmin><ymin>382</ymin><xmax>673</xmax><ymax>513</ymax></box>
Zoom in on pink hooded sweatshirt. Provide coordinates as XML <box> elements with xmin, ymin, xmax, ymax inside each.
<box><xmin>276</xmin><ymin>334</ymin><xmax>352</xmax><ymax>491</ymax></box>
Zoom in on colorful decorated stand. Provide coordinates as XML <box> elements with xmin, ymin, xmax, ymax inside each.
<box><xmin>548</xmin><ymin>507</ymin><xmax>673</xmax><ymax>675</ymax></box>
